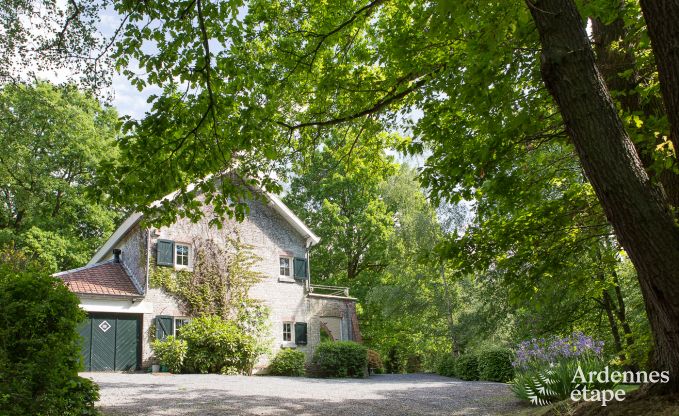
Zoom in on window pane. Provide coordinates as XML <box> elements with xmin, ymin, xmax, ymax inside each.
<box><xmin>176</xmin><ymin>245</ymin><xmax>189</xmax><ymax>266</ymax></box>
<box><xmin>283</xmin><ymin>323</ymin><xmax>292</xmax><ymax>341</ymax></box>
<box><xmin>280</xmin><ymin>257</ymin><xmax>291</xmax><ymax>276</ymax></box>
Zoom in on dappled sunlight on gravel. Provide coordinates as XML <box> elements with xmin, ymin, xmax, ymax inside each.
<box><xmin>84</xmin><ymin>372</ymin><xmax>521</xmax><ymax>415</ymax></box>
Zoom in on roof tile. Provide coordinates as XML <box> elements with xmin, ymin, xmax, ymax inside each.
<box><xmin>57</xmin><ymin>262</ymin><xmax>141</xmax><ymax>297</ymax></box>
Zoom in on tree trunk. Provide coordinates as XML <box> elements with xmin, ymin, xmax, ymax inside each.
<box><xmin>602</xmin><ymin>290</ymin><xmax>626</xmax><ymax>363</ymax></box>
<box><xmin>527</xmin><ymin>0</ymin><xmax>679</xmax><ymax>393</ymax></box>
<box><xmin>611</xmin><ymin>271</ymin><xmax>636</xmax><ymax>353</ymax></box>
<box><xmin>639</xmin><ymin>0</ymin><xmax>679</xmax><ymax>155</ymax></box>
<box><xmin>591</xmin><ymin>13</ymin><xmax>679</xmax><ymax>207</ymax></box>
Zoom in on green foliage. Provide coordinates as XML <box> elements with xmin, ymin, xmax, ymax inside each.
<box><xmin>0</xmin><ymin>1</ymin><xmax>107</xmax><ymax>90</ymax></box>
<box><xmin>151</xmin><ymin>336</ymin><xmax>188</xmax><ymax>374</ymax></box>
<box><xmin>284</xmin><ymin>133</ymin><xmax>397</xmax><ymax>287</ymax></box>
<box><xmin>0</xmin><ymin>248</ymin><xmax>99</xmax><ymax>416</ymax></box>
<box><xmin>151</xmin><ymin>237</ymin><xmax>271</xmax><ymax>369</ymax></box>
<box><xmin>268</xmin><ymin>349</ymin><xmax>306</xmax><ymax>377</ymax></box>
<box><xmin>511</xmin><ymin>356</ymin><xmax>614</xmax><ymax>406</ymax></box>
<box><xmin>151</xmin><ymin>237</ymin><xmax>264</xmax><ymax>319</ymax></box>
<box><xmin>312</xmin><ymin>341</ymin><xmax>368</xmax><ymax>378</ymax></box>
<box><xmin>367</xmin><ymin>349</ymin><xmax>384</xmax><ymax>374</ymax></box>
<box><xmin>437</xmin><ymin>354</ymin><xmax>458</xmax><ymax>378</ymax></box>
<box><xmin>0</xmin><ymin>82</ymin><xmax>122</xmax><ymax>272</ymax></box>
<box><xmin>478</xmin><ymin>348</ymin><xmax>514</xmax><ymax>382</ymax></box>
<box><xmin>384</xmin><ymin>345</ymin><xmax>407</xmax><ymax>374</ymax></box>
<box><xmin>455</xmin><ymin>353</ymin><xmax>480</xmax><ymax>381</ymax></box>
<box><xmin>179</xmin><ymin>315</ymin><xmax>257</xmax><ymax>375</ymax></box>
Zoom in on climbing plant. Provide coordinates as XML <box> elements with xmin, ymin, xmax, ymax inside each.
<box><xmin>150</xmin><ymin>236</ymin><xmax>271</xmax><ymax>359</ymax></box>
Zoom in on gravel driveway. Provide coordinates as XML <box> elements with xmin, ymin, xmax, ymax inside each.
<box><xmin>85</xmin><ymin>372</ymin><xmax>522</xmax><ymax>416</ymax></box>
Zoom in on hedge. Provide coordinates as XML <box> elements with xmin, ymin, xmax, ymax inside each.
<box><xmin>367</xmin><ymin>349</ymin><xmax>384</xmax><ymax>374</ymax></box>
<box><xmin>437</xmin><ymin>354</ymin><xmax>457</xmax><ymax>378</ymax></box>
<box><xmin>455</xmin><ymin>353</ymin><xmax>480</xmax><ymax>381</ymax></box>
<box><xmin>269</xmin><ymin>349</ymin><xmax>306</xmax><ymax>376</ymax></box>
<box><xmin>312</xmin><ymin>341</ymin><xmax>368</xmax><ymax>378</ymax></box>
<box><xmin>0</xmin><ymin>251</ymin><xmax>99</xmax><ymax>415</ymax></box>
<box><xmin>478</xmin><ymin>347</ymin><xmax>514</xmax><ymax>382</ymax></box>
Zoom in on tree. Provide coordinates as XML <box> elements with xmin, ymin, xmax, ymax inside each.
<box><xmin>0</xmin><ymin>82</ymin><xmax>122</xmax><ymax>271</ymax></box>
<box><xmin>0</xmin><ymin>0</ymin><xmax>111</xmax><ymax>91</ymax></box>
<box><xmin>527</xmin><ymin>0</ymin><xmax>679</xmax><ymax>391</ymax></box>
<box><xmin>284</xmin><ymin>132</ymin><xmax>397</xmax><ymax>288</ymax></box>
<box><xmin>13</xmin><ymin>0</ymin><xmax>679</xmax><ymax>391</ymax></box>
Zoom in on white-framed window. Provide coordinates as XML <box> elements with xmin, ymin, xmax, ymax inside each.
<box><xmin>283</xmin><ymin>322</ymin><xmax>293</xmax><ymax>342</ymax></box>
<box><xmin>279</xmin><ymin>256</ymin><xmax>292</xmax><ymax>277</ymax></box>
<box><xmin>174</xmin><ymin>317</ymin><xmax>191</xmax><ymax>338</ymax></box>
<box><xmin>175</xmin><ymin>243</ymin><xmax>190</xmax><ymax>267</ymax></box>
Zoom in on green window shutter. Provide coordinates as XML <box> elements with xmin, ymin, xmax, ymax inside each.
<box><xmin>295</xmin><ymin>322</ymin><xmax>307</xmax><ymax>345</ymax></box>
<box><xmin>157</xmin><ymin>240</ymin><xmax>174</xmax><ymax>266</ymax></box>
<box><xmin>293</xmin><ymin>257</ymin><xmax>307</xmax><ymax>280</ymax></box>
<box><xmin>155</xmin><ymin>316</ymin><xmax>174</xmax><ymax>341</ymax></box>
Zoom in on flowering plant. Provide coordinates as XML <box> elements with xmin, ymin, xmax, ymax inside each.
<box><xmin>512</xmin><ymin>332</ymin><xmax>604</xmax><ymax>371</ymax></box>
<box><xmin>510</xmin><ymin>332</ymin><xmax>610</xmax><ymax>406</ymax></box>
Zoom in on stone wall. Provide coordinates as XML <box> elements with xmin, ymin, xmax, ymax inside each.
<box><xmin>102</xmin><ymin>196</ymin><xmax>361</xmax><ymax>371</ymax></box>
<box><xmin>148</xmin><ymin>198</ymin><xmax>312</xmax><ymax>370</ymax></box>
<box><xmin>305</xmin><ymin>294</ymin><xmax>360</xmax><ymax>360</ymax></box>
<box><xmin>101</xmin><ymin>222</ymin><xmax>147</xmax><ymax>294</ymax></box>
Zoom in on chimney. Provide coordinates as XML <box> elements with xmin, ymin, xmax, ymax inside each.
<box><xmin>113</xmin><ymin>249</ymin><xmax>122</xmax><ymax>263</ymax></box>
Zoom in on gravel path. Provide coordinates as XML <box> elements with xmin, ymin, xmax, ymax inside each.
<box><xmin>85</xmin><ymin>372</ymin><xmax>522</xmax><ymax>416</ymax></box>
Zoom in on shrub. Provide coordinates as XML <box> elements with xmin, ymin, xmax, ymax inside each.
<box><xmin>180</xmin><ymin>315</ymin><xmax>257</xmax><ymax>374</ymax></box>
<box><xmin>478</xmin><ymin>347</ymin><xmax>514</xmax><ymax>382</ymax></box>
<box><xmin>456</xmin><ymin>353</ymin><xmax>480</xmax><ymax>381</ymax></box>
<box><xmin>437</xmin><ymin>354</ymin><xmax>457</xmax><ymax>377</ymax></box>
<box><xmin>0</xmin><ymin>249</ymin><xmax>99</xmax><ymax>415</ymax></box>
<box><xmin>151</xmin><ymin>336</ymin><xmax>188</xmax><ymax>373</ymax></box>
<box><xmin>367</xmin><ymin>349</ymin><xmax>384</xmax><ymax>374</ymax></box>
<box><xmin>385</xmin><ymin>345</ymin><xmax>407</xmax><ymax>374</ymax></box>
<box><xmin>269</xmin><ymin>348</ymin><xmax>306</xmax><ymax>376</ymax></box>
<box><xmin>510</xmin><ymin>333</ymin><xmax>612</xmax><ymax>405</ymax></box>
<box><xmin>406</xmin><ymin>354</ymin><xmax>422</xmax><ymax>373</ymax></box>
<box><xmin>312</xmin><ymin>341</ymin><xmax>368</xmax><ymax>378</ymax></box>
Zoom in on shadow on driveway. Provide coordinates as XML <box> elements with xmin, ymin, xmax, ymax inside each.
<box><xmin>85</xmin><ymin>373</ymin><xmax>523</xmax><ymax>416</ymax></box>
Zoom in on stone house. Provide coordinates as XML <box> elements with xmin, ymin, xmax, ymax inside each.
<box><xmin>55</xmin><ymin>190</ymin><xmax>361</xmax><ymax>372</ymax></box>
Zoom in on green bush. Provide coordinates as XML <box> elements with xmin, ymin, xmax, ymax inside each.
<box><xmin>269</xmin><ymin>348</ymin><xmax>306</xmax><ymax>376</ymax></box>
<box><xmin>437</xmin><ymin>354</ymin><xmax>457</xmax><ymax>377</ymax></box>
<box><xmin>180</xmin><ymin>315</ymin><xmax>257</xmax><ymax>374</ymax></box>
<box><xmin>478</xmin><ymin>348</ymin><xmax>514</xmax><ymax>382</ymax></box>
<box><xmin>151</xmin><ymin>336</ymin><xmax>188</xmax><ymax>374</ymax></box>
<box><xmin>0</xmin><ymin>249</ymin><xmax>99</xmax><ymax>415</ymax></box>
<box><xmin>312</xmin><ymin>341</ymin><xmax>368</xmax><ymax>378</ymax></box>
<box><xmin>367</xmin><ymin>349</ymin><xmax>384</xmax><ymax>374</ymax></box>
<box><xmin>385</xmin><ymin>345</ymin><xmax>407</xmax><ymax>374</ymax></box>
<box><xmin>456</xmin><ymin>353</ymin><xmax>480</xmax><ymax>381</ymax></box>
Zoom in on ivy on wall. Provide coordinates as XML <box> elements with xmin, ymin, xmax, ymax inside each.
<box><xmin>150</xmin><ymin>236</ymin><xmax>272</xmax><ymax>354</ymax></box>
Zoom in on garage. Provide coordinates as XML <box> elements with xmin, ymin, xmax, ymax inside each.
<box><xmin>78</xmin><ymin>313</ymin><xmax>142</xmax><ymax>371</ymax></box>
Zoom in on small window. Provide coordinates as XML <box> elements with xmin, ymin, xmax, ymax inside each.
<box><xmin>280</xmin><ymin>257</ymin><xmax>292</xmax><ymax>277</ymax></box>
<box><xmin>175</xmin><ymin>244</ymin><xmax>190</xmax><ymax>267</ymax></box>
<box><xmin>283</xmin><ymin>322</ymin><xmax>292</xmax><ymax>342</ymax></box>
<box><xmin>174</xmin><ymin>318</ymin><xmax>190</xmax><ymax>338</ymax></box>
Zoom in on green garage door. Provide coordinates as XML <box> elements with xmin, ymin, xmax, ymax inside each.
<box><xmin>78</xmin><ymin>313</ymin><xmax>141</xmax><ymax>371</ymax></box>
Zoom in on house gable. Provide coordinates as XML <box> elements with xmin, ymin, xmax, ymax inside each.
<box><xmin>88</xmin><ymin>191</ymin><xmax>318</xmax><ymax>266</ymax></box>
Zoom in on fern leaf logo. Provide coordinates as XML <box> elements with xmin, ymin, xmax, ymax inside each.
<box><xmin>524</xmin><ymin>370</ymin><xmax>558</xmax><ymax>406</ymax></box>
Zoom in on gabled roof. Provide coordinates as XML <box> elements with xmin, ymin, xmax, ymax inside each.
<box><xmin>55</xmin><ymin>261</ymin><xmax>142</xmax><ymax>297</ymax></box>
<box><xmin>87</xmin><ymin>192</ymin><xmax>319</xmax><ymax>266</ymax></box>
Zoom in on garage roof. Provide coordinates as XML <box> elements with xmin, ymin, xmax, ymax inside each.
<box><xmin>54</xmin><ymin>261</ymin><xmax>142</xmax><ymax>297</ymax></box>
